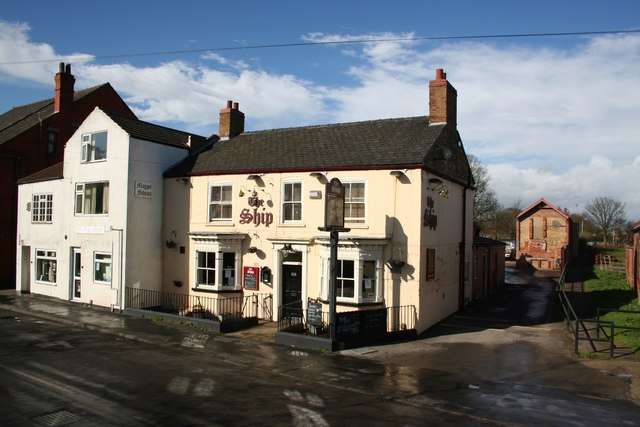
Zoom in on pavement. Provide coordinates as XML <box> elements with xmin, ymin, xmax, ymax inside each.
<box><xmin>1</xmin><ymin>263</ymin><xmax>639</xmax><ymax>405</ymax></box>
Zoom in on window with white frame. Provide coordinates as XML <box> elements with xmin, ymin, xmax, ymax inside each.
<box><xmin>194</xmin><ymin>250</ymin><xmax>240</xmax><ymax>290</ymax></box>
<box><xmin>344</xmin><ymin>182</ymin><xmax>366</xmax><ymax>223</ymax></box>
<box><xmin>81</xmin><ymin>131</ymin><xmax>108</xmax><ymax>162</ymax></box>
<box><xmin>75</xmin><ymin>182</ymin><xmax>109</xmax><ymax>215</ymax></box>
<box><xmin>35</xmin><ymin>250</ymin><xmax>57</xmax><ymax>284</ymax></box>
<box><xmin>32</xmin><ymin>194</ymin><xmax>53</xmax><ymax>223</ymax></box>
<box><xmin>282</xmin><ymin>181</ymin><xmax>302</xmax><ymax>222</ymax></box>
<box><xmin>319</xmin><ymin>245</ymin><xmax>383</xmax><ymax>304</ymax></box>
<box><xmin>209</xmin><ymin>184</ymin><xmax>232</xmax><ymax>221</ymax></box>
<box><xmin>94</xmin><ymin>252</ymin><xmax>112</xmax><ymax>284</ymax></box>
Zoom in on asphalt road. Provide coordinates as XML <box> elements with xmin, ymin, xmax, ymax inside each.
<box><xmin>1</xmin><ymin>265</ymin><xmax>639</xmax><ymax>426</ymax></box>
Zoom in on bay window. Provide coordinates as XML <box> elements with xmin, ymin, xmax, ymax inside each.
<box><xmin>318</xmin><ymin>242</ymin><xmax>384</xmax><ymax>304</ymax></box>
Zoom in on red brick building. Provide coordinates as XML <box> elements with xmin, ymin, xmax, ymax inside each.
<box><xmin>0</xmin><ymin>63</ymin><xmax>135</xmax><ymax>288</ymax></box>
<box><xmin>516</xmin><ymin>199</ymin><xmax>577</xmax><ymax>270</ymax></box>
<box><xmin>627</xmin><ymin>222</ymin><xmax>640</xmax><ymax>298</ymax></box>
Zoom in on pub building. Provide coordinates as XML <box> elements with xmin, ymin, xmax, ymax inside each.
<box><xmin>161</xmin><ymin>69</ymin><xmax>474</xmax><ymax>338</ymax></box>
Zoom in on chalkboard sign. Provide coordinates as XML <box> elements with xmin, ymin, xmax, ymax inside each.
<box><xmin>307</xmin><ymin>302</ymin><xmax>323</xmax><ymax>326</ymax></box>
<box><xmin>336</xmin><ymin>309</ymin><xmax>387</xmax><ymax>338</ymax></box>
<box><xmin>336</xmin><ymin>311</ymin><xmax>361</xmax><ymax>337</ymax></box>
<box><xmin>243</xmin><ymin>266</ymin><xmax>258</xmax><ymax>290</ymax></box>
<box><xmin>360</xmin><ymin>309</ymin><xmax>387</xmax><ymax>336</ymax></box>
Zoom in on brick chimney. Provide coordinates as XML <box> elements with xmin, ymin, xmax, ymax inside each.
<box><xmin>219</xmin><ymin>100</ymin><xmax>245</xmax><ymax>139</ymax></box>
<box><xmin>54</xmin><ymin>62</ymin><xmax>75</xmax><ymax>113</ymax></box>
<box><xmin>429</xmin><ymin>68</ymin><xmax>457</xmax><ymax>127</ymax></box>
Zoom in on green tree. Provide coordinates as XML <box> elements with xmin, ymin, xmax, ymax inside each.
<box><xmin>468</xmin><ymin>154</ymin><xmax>500</xmax><ymax>235</ymax></box>
<box><xmin>583</xmin><ymin>196</ymin><xmax>626</xmax><ymax>244</ymax></box>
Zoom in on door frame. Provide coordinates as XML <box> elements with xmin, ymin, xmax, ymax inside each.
<box><xmin>70</xmin><ymin>247</ymin><xmax>82</xmax><ymax>300</ymax></box>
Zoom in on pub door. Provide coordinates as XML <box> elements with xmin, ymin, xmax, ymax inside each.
<box><xmin>282</xmin><ymin>264</ymin><xmax>302</xmax><ymax>319</ymax></box>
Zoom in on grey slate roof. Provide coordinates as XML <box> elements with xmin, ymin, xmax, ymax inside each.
<box><xmin>17</xmin><ymin>162</ymin><xmax>63</xmax><ymax>185</ymax></box>
<box><xmin>102</xmin><ymin>110</ymin><xmax>207</xmax><ymax>149</ymax></box>
<box><xmin>166</xmin><ymin>116</ymin><xmax>472</xmax><ymax>185</ymax></box>
<box><xmin>0</xmin><ymin>84</ymin><xmax>109</xmax><ymax>146</ymax></box>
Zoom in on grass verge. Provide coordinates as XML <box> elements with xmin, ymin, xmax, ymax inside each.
<box><xmin>585</xmin><ymin>267</ymin><xmax>640</xmax><ymax>353</ymax></box>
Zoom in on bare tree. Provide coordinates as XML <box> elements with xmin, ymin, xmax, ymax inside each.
<box><xmin>468</xmin><ymin>154</ymin><xmax>500</xmax><ymax>234</ymax></box>
<box><xmin>583</xmin><ymin>196</ymin><xmax>626</xmax><ymax>244</ymax></box>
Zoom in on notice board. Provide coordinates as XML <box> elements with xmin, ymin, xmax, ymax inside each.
<box><xmin>243</xmin><ymin>266</ymin><xmax>259</xmax><ymax>290</ymax></box>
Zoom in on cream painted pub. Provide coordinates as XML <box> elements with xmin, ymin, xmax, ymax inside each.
<box><xmin>162</xmin><ymin>69</ymin><xmax>474</xmax><ymax>335</ymax></box>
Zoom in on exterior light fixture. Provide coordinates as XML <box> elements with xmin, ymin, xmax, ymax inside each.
<box><xmin>176</xmin><ymin>177</ymin><xmax>189</xmax><ymax>184</ymax></box>
<box><xmin>247</xmin><ymin>174</ymin><xmax>261</xmax><ymax>180</ymax></box>
<box><xmin>389</xmin><ymin>170</ymin><xmax>404</xmax><ymax>178</ymax></box>
<box><xmin>281</xmin><ymin>243</ymin><xmax>297</xmax><ymax>257</ymax></box>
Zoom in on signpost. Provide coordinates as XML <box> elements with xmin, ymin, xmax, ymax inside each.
<box><xmin>318</xmin><ymin>178</ymin><xmax>350</xmax><ymax>347</ymax></box>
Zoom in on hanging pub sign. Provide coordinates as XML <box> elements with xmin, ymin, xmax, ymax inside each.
<box><xmin>324</xmin><ymin>178</ymin><xmax>345</xmax><ymax>229</ymax></box>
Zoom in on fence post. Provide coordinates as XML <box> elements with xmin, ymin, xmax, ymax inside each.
<box><xmin>610</xmin><ymin>322</ymin><xmax>614</xmax><ymax>358</ymax></box>
<box><xmin>574</xmin><ymin>318</ymin><xmax>579</xmax><ymax>354</ymax></box>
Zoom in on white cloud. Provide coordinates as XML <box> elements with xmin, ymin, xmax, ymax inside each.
<box><xmin>2</xmin><ymin>22</ymin><xmax>639</xmax><ymax>218</ymax></box>
<box><xmin>0</xmin><ymin>21</ymin><xmax>93</xmax><ymax>83</ymax></box>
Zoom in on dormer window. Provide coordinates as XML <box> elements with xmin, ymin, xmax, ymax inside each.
<box><xmin>81</xmin><ymin>131</ymin><xmax>108</xmax><ymax>162</ymax></box>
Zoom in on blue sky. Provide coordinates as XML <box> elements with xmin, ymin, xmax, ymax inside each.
<box><xmin>2</xmin><ymin>0</ymin><xmax>640</xmax><ymax>219</ymax></box>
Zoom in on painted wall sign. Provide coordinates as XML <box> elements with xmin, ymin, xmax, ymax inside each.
<box><xmin>239</xmin><ymin>196</ymin><xmax>273</xmax><ymax>227</ymax></box>
<box><xmin>134</xmin><ymin>181</ymin><xmax>153</xmax><ymax>198</ymax></box>
<box><xmin>243</xmin><ymin>266</ymin><xmax>259</xmax><ymax>290</ymax></box>
<box><xmin>423</xmin><ymin>196</ymin><xmax>438</xmax><ymax>230</ymax></box>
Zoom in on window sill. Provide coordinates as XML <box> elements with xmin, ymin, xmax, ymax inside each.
<box><xmin>207</xmin><ymin>221</ymin><xmax>235</xmax><ymax>226</ymax></box>
<box><xmin>345</xmin><ymin>223</ymin><xmax>368</xmax><ymax>229</ymax></box>
<box><xmin>337</xmin><ymin>300</ymin><xmax>384</xmax><ymax>308</ymax></box>
<box><xmin>34</xmin><ymin>281</ymin><xmax>57</xmax><ymax>286</ymax></box>
<box><xmin>278</xmin><ymin>223</ymin><xmax>306</xmax><ymax>228</ymax></box>
<box><xmin>192</xmin><ymin>287</ymin><xmax>242</xmax><ymax>294</ymax></box>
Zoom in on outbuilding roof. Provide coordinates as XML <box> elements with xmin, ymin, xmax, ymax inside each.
<box><xmin>165</xmin><ymin>116</ymin><xmax>472</xmax><ymax>185</ymax></box>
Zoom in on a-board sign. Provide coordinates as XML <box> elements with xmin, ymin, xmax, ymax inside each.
<box><xmin>307</xmin><ymin>302</ymin><xmax>323</xmax><ymax>326</ymax></box>
<box><xmin>243</xmin><ymin>266</ymin><xmax>259</xmax><ymax>290</ymax></box>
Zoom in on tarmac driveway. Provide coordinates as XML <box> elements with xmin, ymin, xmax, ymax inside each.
<box><xmin>343</xmin><ymin>263</ymin><xmax>640</xmax><ymax>405</ymax></box>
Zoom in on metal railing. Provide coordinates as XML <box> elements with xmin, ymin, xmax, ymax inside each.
<box><xmin>125</xmin><ymin>287</ymin><xmax>272</xmax><ymax>321</ymax></box>
<box><xmin>556</xmin><ymin>262</ymin><xmax>639</xmax><ymax>357</ymax></box>
<box><xmin>277</xmin><ymin>303</ymin><xmax>416</xmax><ymax>339</ymax></box>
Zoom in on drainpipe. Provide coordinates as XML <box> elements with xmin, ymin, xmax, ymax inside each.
<box><xmin>110</xmin><ymin>227</ymin><xmax>124</xmax><ymax>312</ymax></box>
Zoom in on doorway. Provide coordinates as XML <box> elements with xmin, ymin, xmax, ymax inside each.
<box><xmin>71</xmin><ymin>248</ymin><xmax>81</xmax><ymax>299</ymax></box>
<box><xmin>282</xmin><ymin>264</ymin><xmax>302</xmax><ymax>318</ymax></box>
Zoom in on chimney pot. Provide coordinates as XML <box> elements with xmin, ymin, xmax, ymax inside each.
<box><xmin>429</xmin><ymin>68</ymin><xmax>457</xmax><ymax>127</ymax></box>
<box><xmin>54</xmin><ymin>62</ymin><xmax>75</xmax><ymax>113</ymax></box>
<box><xmin>219</xmin><ymin>100</ymin><xmax>245</xmax><ymax>138</ymax></box>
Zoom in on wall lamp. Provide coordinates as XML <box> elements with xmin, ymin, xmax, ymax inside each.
<box><xmin>281</xmin><ymin>243</ymin><xmax>298</xmax><ymax>257</ymax></box>
<box><xmin>247</xmin><ymin>174</ymin><xmax>262</xmax><ymax>181</ymax></box>
<box><xmin>176</xmin><ymin>177</ymin><xmax>189</xmax><ymax>184</ymax></box>
<box><xmin>309</xmin><ymin>172</ymin><xmax>327</xmax><ymax>183</ymax></box>
<box><xmin>389</xmin><ymin>170</ymin><xmax>405</xmax><ymax>178</ymax></box>
<box><xmin>428</xmin><ymin>178</ymin><xmax>450</xmax><ymax>198</ymax></box>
